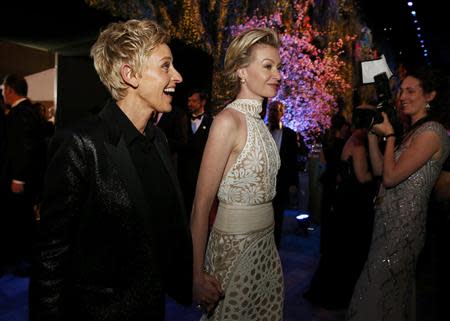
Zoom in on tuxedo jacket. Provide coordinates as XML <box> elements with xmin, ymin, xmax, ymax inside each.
<box><xmin>29</xmin><ymin>101</ymin><xmax>193</xmax><ymax>321</ymax></box>
<box><xmin>1</xmin><ymin>99</ymin><xmax>47</xmax><ymax>197</ymax></box>
<box><xmin>0</xmin><ymin>106</ymin><xmax>6</xmax><ymax>187</ymax></box>
<box><xmin>156</xmin><ymin>106</ymin><xmax>188</xmax><ymax>157</ymax></box>
<box><xmin>177</xmin><ymin>114</ymin><xmax>213</xmax><ymax>209</ymax></box>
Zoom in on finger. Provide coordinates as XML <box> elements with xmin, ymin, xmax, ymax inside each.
<box><xmin>203</xmin><ymin>289</ymin><xmax>221</xmax><ymax>303</ymax></box>
<box><xmin>206</xmin><ymin>275</ymin><xmax>223</xmax><ymax>295</ymax></box>
<box><xmin>196</xmin><ymin>285</ymin><xmax>219</xmax><ymax>304</ymax></box>
<box><xmin>371</xmin><ymin>124</ymin><xmax>382</xmax><ymax>134</ymax></box>
<box><xmin>381</xmin><ymin>112</ymin><xmax>390</xmax><ymax>123</ymax></box>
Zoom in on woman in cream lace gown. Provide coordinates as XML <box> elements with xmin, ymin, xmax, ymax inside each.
<box><xmin>347</xmin><ymin>67</ymin><xmax>450</xmax><ymax>321</ymax></box>
<box><xmin>190</xmin><ymin>28</ymin><xmax>284</xmax><ymax>320</ymax></box>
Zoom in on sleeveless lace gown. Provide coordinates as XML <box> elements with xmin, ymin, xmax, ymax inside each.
<box><xmin>347</xmin><ymin>121</ymin><xmax>450</xmax><ymax>321</ymax></box>
<box><xmin>201</xmin><ymin>99</ymin><xmax>284</xmax><ymax>321</ymax></box>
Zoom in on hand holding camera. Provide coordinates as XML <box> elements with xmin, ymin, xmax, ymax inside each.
<box><xmin>370</xmin><ymin>112</ymin><xmax>395</xmax><ymax>137</ymax></box>
<box><xmin>357</xmin><ymin>56</ymin><xmax>403</xmax><ymax>138</ymax></box>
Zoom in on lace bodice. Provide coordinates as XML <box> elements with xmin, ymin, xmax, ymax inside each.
<box><xmin>217</xmin><ymin>99</ymin><xmax>280</xmax><ymax>205</ymax></box>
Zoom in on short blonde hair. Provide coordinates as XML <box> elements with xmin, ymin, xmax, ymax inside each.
<box><xmin>224</xmin><ymin>28</ymin><xmax>280</xmax><ymax>97</ymax></box>
<box><xmin>90</xmin><ymin>19</ymin><xmax>170</xmax><ymax>100</ymax></box>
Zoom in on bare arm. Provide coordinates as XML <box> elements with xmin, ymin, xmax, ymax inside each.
<box><xmin>372</xmin><ymin>113</ymin><xmax>441</xmax><ymax>187</ymax></box>
<box><xmin>190</xmin><ymin>110</ymin><xmax>240</xmax><ymax>308</ymax></box>
<box><xmin>382</xmin><ymin>130</ymin><xmax>440</xmax><ymax>187</ymax></box>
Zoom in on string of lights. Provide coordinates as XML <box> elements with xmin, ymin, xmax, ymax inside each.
<box><xmin>406</xmin><ymin>1</ymin><xmax>430</xmax><ymax>64</ymax></box>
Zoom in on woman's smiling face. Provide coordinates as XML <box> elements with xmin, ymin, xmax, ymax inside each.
<box><xmin>136</xmin><ymin>43</ymin><xmax>182</xmax><ymax>113</ymax></box>
<box><xmin>238</xmin><ymin>44</ymin><xmax>281</xmax><ymax>100</ymax></box>
<box><xmin>399</xmin><ymin>75</ymin><xmax>433</xmax><ymax>119</ymax></box>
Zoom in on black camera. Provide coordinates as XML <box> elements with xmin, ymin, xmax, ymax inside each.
<box><xmin>352</xmin><ymin>108</ymin><xmax>375</xmax><ymax>129</ymax></box>
<box><xmin>358</xmin><ymin>56</ymin><xmax>402</xmax><ymax>135</ymax></box>
<box><xmin>371</xmin><ymin>72</ymin><xmax>398</xmax><ymax>128</ymax></box>
<box><xmin>353</xmin><ymin>72</ymin><xmax>400</xmax><ymax>134</ymax></box>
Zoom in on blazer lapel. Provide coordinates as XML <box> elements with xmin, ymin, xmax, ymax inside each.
<box><xmin>153</xmin><ymin>137</ymin><xmax>185</xmax><ymax>212</ymax></box>
<box><xmin>104</xmin><ymin>137</ymin><xmax>155</xmax><ymax>237</ymax></box>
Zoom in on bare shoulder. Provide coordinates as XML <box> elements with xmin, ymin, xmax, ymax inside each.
<box><xmin>410</xmin><ymin>126</ymin><xmax>441</xmax><ymax>146</ymax></box>
<box><xmin>211</xmin><ymin>108</ymin><xmax>242</xmax><ymax>132</ymax></box>
<box><xmin>208</xmin><ymin>108</ymin><xmax>247</xmax><ymax>153</ymax></box>
<box><xmin>413</xmin><ymin>121</ymin><xmax>447</xmax><ymax>141</ymax></box>
<box><xmin>407</xmin><ymin>123</ymin><xmax>446</xmax><ymax>161</ymax></box>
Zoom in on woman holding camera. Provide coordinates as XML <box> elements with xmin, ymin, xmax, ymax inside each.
<box><xmin>347</xmin><ymin>67</ymin><xmax>450</xmax><ymax>321</ymax></box>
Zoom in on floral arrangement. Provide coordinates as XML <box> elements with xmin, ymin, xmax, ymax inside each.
<box><xmin>229</xmin><ymin>1</ymin><xmax>354</xmax><ymax>145</ymax></box>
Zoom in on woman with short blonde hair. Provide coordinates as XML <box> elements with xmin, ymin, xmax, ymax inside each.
<box><xmin>191</xmin><ymin>27</ymin><xmax>284</xmax><ymax>320</ymax></box>
<box><xmin>91</xmin><ymin>19</ymin><xmax>170</xmax><ymax>100</ymax></box>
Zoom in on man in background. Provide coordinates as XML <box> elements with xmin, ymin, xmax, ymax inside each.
<box><xmin>177</xmin><ymin>89</ymin><xmax>213</xmax><ymax>218</ymax></box>
<box><xmin>155</xmin><ymin>105</ymin><xmax>188</xmax><ymax>170</ymax></box>
<box><xmin>1</xmin><ymin>74</ymin><xmax>47</xmax><ymax>275</ymax></box>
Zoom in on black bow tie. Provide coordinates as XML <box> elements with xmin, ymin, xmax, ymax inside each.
<box><xmin>191</xmin><ymin>113</ymin><xmax>204</xmax><ymax>121</ymax></box>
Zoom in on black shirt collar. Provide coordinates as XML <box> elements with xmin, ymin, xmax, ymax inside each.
<box><xmin>109</xmin><ymin>103</ymin><xmax>154</xmax><ymax>146</ymax></box>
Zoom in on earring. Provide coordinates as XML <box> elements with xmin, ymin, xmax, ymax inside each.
<box><xmin>240</xmin><ymin>78</ymin><xmax>246</xmax><ymax>84</ymax></box>
<box><xmin>425</xmin><ymin>103</ymin><xmax>431</xmax><ymax>111</ymax></box>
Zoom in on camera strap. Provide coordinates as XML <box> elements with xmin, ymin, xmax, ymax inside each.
<box><xmin>403</xmin><ymin>116</ymin><xmax>431</xmax><ymax>141</ymax></box>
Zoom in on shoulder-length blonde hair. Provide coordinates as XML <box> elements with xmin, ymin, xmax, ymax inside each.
<box><xmin>224</xmin><ymin>28</ymin><xmax>280</xmax><ymax>98</ymax></box>
<box><xmin>90</xmin><ymin>19</ymin><xmax>170</xmax><ymax>100</ymax></box>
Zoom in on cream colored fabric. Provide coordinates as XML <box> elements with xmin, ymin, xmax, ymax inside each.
<box><xmin>214</xmin><ymin>202</ymin><xmax>274</xmax><ymax>234</ymax></box>
<box><xmin>203</xmin><ymin>99</ymin><xmax>284</xmax><ymax>321</ymax></box>
<box><xmin>217</xmin><ymin>99</ymin><xmax>280</xmax><ymax>205</ymax></box>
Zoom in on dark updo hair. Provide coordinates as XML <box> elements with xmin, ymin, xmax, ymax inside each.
<box><xmin>405</xmin><ymin>66</ymin><xmax>450</xmax><ymax>125</ymax></box>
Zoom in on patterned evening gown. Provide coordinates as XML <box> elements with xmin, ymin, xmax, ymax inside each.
<box><xmin>201</xmin><ymin>99</ymin><xmax>284</xmax><ymax>321</ymax></box>
<box><xmin>347</xmin><ymin>121</ymin><xmax>450</xmax><ymax>321</ymax></box>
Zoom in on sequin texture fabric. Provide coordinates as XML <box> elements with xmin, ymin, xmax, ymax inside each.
<box><xmin>347</xmin><ymin>121</ymin><xmax>450</xmax><ymax>321</ymax></box>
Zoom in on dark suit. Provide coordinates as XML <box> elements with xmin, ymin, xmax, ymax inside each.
<box><xmin>156</xmin><ymin>106</ymin><xmax>188</xmax><ymax>166</ymax></box>
<box><xmin>272</xmin><ymin>126</ymin><xmax>298</xmax><ymax>248</ymax></box>
<box><xmin>29</xmin><ymin>101</ymin><xmax>192</xmax><ymax>321</ymax></box>
<box><xmin>0</xmin><ymin>105</ymin><xmax>6</xmax><ymax>178</ymax></box>
<box><xmin>177</xmin><ymin>113</ymin><xmax>213</xmax><ymax>217</ymax></box>
<box><xmin>2</xmin><ymin>99</ymin><xmax>47</xmax><ymax>198</ymax></box>
<box><xmin>1</xmin><ymin>99</ymin><xmax>46</xmax><ymax>265</ymax></box>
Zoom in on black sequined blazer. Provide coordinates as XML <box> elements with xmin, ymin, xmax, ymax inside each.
<box><xmin>29</xmin><ymin>101</ymin><xmax>193</xmax><ymax>321</ymax></box>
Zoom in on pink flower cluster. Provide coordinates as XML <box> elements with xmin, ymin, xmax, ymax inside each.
<box><xmin>229</xmin><ymin>2</ymin><xmax>353</xmax><ymax>145</ymax></box>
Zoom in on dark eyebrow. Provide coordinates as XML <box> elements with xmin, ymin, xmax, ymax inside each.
<box><xmin>401</xmin><ymin>85</ymin><xmax>419</xmax><ymax>90</ymax></box>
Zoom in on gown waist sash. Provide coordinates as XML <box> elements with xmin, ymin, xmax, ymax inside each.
<box><xmin>213</xmin><ymin>202</ymin><xmax>274</xmax><ymax>234</ymax></box>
